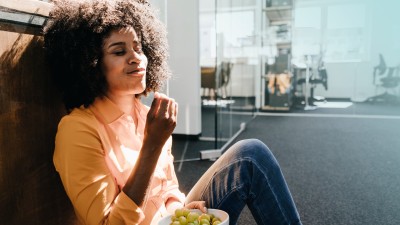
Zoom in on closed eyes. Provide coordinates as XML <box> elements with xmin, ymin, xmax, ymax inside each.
<box><xmin>112</xmin><ymin>46</ymin><xmax>143</xmax><ymax>56</ymax></box>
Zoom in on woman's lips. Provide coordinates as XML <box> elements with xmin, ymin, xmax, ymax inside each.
<box><xmin>127</xmin><ymin>68</ymin><xmax>145</xmax><ymax>76</ymax></box>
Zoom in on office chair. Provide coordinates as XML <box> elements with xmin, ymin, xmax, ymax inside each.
<box><xmin>366</xmin><ymin>54</ymin><xmax>400</xmax><ymax>104</ymax></box>
<box><xmin>217</xmin><ymin>61</ymin><xmax>233</xmax><ymax>98</ymax></box>
<box><xmin>297</xmin><ymin>60</ymin><xmax>328</xmax><ymax>104</ymax></box>
<box><xmin>372</xmin><ymin>54</ymin><xmax>387</xmax><ymax>85</ymax></box>
<box><xmin>201</xmin><ymin>61</ymin><xmax>233</xmax><ymax>99</ymax></box>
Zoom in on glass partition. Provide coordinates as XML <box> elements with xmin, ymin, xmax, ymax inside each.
<box><xmin>153</xmin><ymin>0</ymin><xmax>400</xmax><ymax>153</ymax></box>
<box><xmin>200</xmin><ymin>0</ymin><xmax>259</xmax><ymax>149</ymax></box>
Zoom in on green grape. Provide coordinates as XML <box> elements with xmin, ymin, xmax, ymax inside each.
<box><xmin>199</xmin><ymin>214</ymin><xmax>211</xmax><ymax>222</ymax></box>
<box><xmin>187</xmin><ymin>212</ymin><xmax>199</xmax><ymax>223</ymax></box>
<box><xmin>199</xmin><ymin>218</ymin><xmax>210</xmax><ymax>225</ymax></box>
<box><xmin>170</xmin><ymin>208</ymin><xmax>225</xmax><ymax>225</ymax></box>
<box><xmin>183</xmin><ymin>208</ymin><xmax>190</xmax><ymax>217</ymax></box>
<box><xmin>179</xmin><ymin>216</ymin><xmax>187</xmax><ymax>225</ymax></box>
<box><xmin>175</xmin><ymin>209</ymin><xmax>184</xmax><ymax>218</ymax></box>
<box><xmin>211</xmin><ymin>217</ymin><xmax>221</xmax><ymax>223</ymax></box>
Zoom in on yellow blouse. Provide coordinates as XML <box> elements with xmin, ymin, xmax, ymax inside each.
<box><xmin>53</xmin><ymin>97</ymin><xmax>185</xmax><ymax>225</ymax></box>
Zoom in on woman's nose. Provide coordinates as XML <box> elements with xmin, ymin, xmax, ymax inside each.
<box><xmin>128</xmin><ymin>50</ymin><xmax>141</xmax><ymax>64</ymax></box>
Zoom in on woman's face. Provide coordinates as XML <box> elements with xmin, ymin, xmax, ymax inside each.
<box><xmin>101</xmin><ymin>26</ymin><xmax>148</xmax><ymax>97</ymax></box>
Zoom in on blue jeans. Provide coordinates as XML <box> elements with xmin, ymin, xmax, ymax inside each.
<box><xmin>185</xmin><ymin>139</ymin><xmax>302</xmax><ymax>225</ymax></box>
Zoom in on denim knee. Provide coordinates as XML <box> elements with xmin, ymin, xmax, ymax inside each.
<box><xmin>231</xmin><ymin>139</ymin><xmax>273</xmax><ymax>159</ymax></box>
<box><xmin>227</xmin><ymin>139</ymin><xmax>280</xmax><ymax>171</ymax></box>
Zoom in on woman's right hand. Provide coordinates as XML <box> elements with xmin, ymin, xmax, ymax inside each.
<box><xmin>185</xmin><ymin>201</ymin><xmax>208</xmax><ymax>213</ymax></box>
<box><xmin>143</xmin><ymin>92</ymin><xmax>178</xmax><ymax>150</ymax></box>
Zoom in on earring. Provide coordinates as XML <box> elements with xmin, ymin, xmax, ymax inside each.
<box><xmin>91</xmin><ymin>59</ymin><xmax>98</xmax><ymax>67</ymax></box>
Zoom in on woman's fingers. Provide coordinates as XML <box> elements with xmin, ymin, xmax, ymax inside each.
<box><xmin>146</xmin><ymin>92</ymin><xmax>178</xmax><ymax>141</ymax></box>
<box><xmin>172</xmin><ymin>101</ymin><xmax>178</xmax><ymax>120</ymax></box>
<box><xmin>168</xmin><ymin>99</ymin><xmax>178</xmax><ymax>121</ymax></box>
<box><xmin>185</xmin><ymin>201</ymin><xmax>207</xmax><ymax>213</ymax></box>
<box><xmin>152</xmin><ymin>92</ymin><xmax>177</xmax><ymax>120</ymax></box>
<box><xmin>148</xmin><ymin>92</ymin><xmax>161</xmax><ymax>119</ymax></box>
<box><xmin>158</xmin><ymin>94</ymin><xmax>170</xmax><ymax>116</ymax></box>
<box><xmin>149</xmin><ymin>92</ymin><xmax>168</xmax><ymax>118</ymax></box>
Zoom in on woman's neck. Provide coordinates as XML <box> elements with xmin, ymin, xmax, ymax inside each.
<box><xmin>106</xmin><ymin>93</ymin><xmax>136</xmax><ymax>115</ymax></box>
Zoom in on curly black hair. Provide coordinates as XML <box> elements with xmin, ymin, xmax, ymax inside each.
<box><xmin>43</xmin><ymin>0</ymin><xmax>170</xmax><ymax>112</ymax></box>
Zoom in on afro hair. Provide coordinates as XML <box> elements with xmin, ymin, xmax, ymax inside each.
<box><xmin>43</xmin><ymin>0</ymin><xmax>170</xmax><ymax>112</ymax></box>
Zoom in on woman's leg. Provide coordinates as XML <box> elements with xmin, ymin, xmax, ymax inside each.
<box><xmin>185</xmin><ymin>139</ymin><xmax>301</xmax><ymax>225</ymax></box>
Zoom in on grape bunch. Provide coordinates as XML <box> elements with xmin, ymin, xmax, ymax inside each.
<box><xmin>169</xmin><ymin>208</ymin><xmax>222</xmax><ymax>225</ymax></box>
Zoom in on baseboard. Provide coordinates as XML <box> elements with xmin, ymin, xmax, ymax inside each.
<box><xmin>172</xmin><ymin>133</ymin><xmax>201</xmax><ymax>141</ymax></box>
<box><xmin>324</xmin><ymin>97</ymin><xmax>352</xmax><ymax>102</ymax></box>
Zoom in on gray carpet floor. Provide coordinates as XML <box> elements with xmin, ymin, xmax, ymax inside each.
<box><xmin>172</xmin><ymin>102</ymin><xmax>400</xmax><ymax>225</ymax></box>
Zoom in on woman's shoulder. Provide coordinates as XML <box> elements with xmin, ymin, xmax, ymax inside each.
<box><xmin>58</xmin><ymin>106</ymin><xmax>97</xmax><ymax>131</ymax></box>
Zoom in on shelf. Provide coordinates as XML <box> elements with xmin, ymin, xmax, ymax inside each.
<box><xmin>261</xmin><ymin>3</ymin><xmax>294</xmax><ymax>110</ymax></box>
<box><xmin>276</xmin><ymin>41</ymin><xmax>291</xmax><ymax>49</ymax></box>
<box><xmin>263</xmin><ymin>6</ymin><xmax>292</xmax><ymax>23</ymax></box>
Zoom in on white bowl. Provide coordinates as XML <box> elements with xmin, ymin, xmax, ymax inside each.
<box><xmin>158</xmin><ymin>208</ymin><xmax>229</xmax><ymax>225</ymax></box>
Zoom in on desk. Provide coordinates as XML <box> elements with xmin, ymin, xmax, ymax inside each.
<box><xmin>201</xmin><ymin>67</ymin><xmax>216</xmax><ymax>89</ymax></box>
<box><xmin>201</xmin><ymin>63</ymin><xmax>233</xmax><ymax>99</ymax></box>
<box><xmin>201</xmin><ymin>67</ymin><xmax>216</xmax><ymax>99</ymax></box>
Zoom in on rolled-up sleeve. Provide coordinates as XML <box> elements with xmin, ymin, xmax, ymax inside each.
<box><xmin>53</xmin><ymin>113</ymin><xmax>145</xmax><ymax>225</ymax></box>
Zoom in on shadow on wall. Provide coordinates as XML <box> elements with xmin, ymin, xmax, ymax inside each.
<box><xmin>0</xmin><ymin>32</ymin><xmax>77</xmax><ymax>225</ymax></box>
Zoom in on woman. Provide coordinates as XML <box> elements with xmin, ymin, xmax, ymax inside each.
<box><xmin>44</xmin><ymin>0</ymin><xmax>302</xmax><ymax>224</ymax></box>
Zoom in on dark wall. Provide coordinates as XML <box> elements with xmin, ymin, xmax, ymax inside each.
<box><xmin>0</xmin><ymin>30</ymin><xmax>77</xmax><ymax>225</ymax></box>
